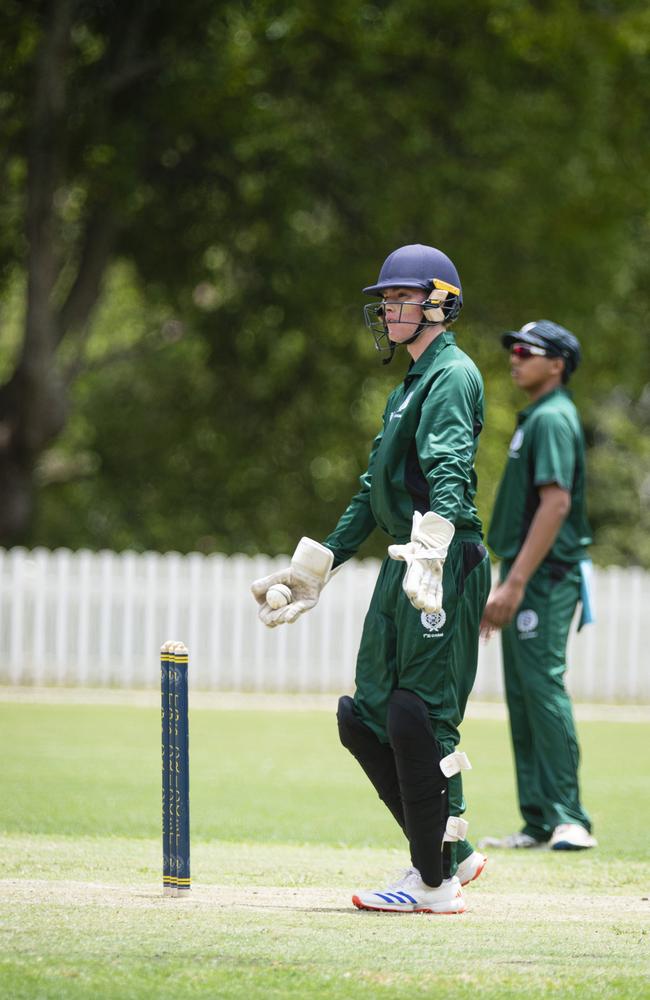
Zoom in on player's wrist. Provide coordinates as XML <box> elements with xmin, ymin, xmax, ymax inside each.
<box><xmin>504</xmin><ymin>571</ymin><xmax>527</xmax><ymax>591</ymax></box>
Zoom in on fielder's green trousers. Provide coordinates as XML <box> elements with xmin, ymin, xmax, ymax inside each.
<box><xmin>353</xmin><ymin>535</ymin><xmax>491</xmax><ymax>865</ymax></box>
<box><xmin>500</xmin><ymin>560</ymin><xmax>592</xmax><ymax>841</ymax></box>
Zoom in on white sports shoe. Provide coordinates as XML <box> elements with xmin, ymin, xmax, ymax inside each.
<box><xmin>550</xmin><ymin>823</ymin><xmax>597</xmax><ymax>851</ymax></box>
<box><xmin>352</xmin><ymin>867</ymin><xmax>465</xmax><ymax>914</ymax></box>
<box><xmin>477</xmin><ymin>832</ymin><xmax>546</xmax><ymax>849</ymax></box>
<box><xmin>456</xmin><ymin>851</ymin><xmax>487</xmax><ymax>886</ymax></box>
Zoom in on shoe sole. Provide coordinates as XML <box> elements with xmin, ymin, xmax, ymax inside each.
<box><xmin>478</xmin><ymin>840</ymin><xmax>545</xmax><ymax>850</ymax></box>
<box><xmin>551</xmin><ymin>842</ymin><xmax>595</xmax><ymax>851</ymax></box>
<box><xmin>352</xmin><ymin>895</ymin><xmax>465</xmax><ymax>915</ymax></box>
<box><xmin>459</xmin><ymin>856</ymin><xmax>487</xmax><ymax>886</ymax></box>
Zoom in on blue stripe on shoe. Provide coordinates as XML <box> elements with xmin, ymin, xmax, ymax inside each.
<box><xmin>373</xmin><ymin>892</ymin><xmax>416</xmax><ymax>905</ymax></box>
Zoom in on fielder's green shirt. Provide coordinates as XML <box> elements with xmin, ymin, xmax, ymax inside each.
<box><xmin>487</xmin><ymin>386</ymin><xmax>591</xmax><ymax>564</ymax></box>
<box><xmin>324</xmin><ymin>332</ymin><xmax>484</xmax><ymax>564</ymax></box>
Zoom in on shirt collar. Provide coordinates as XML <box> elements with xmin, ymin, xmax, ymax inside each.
<box><xmin>404</xmin><ymin>331</ymin><xmax>456</xmax><ymax>383</ymax></box>
<box><xmin>518</xmin><ymin>385</ymin><xmax>571</xmax><ymax>422</ymax></box>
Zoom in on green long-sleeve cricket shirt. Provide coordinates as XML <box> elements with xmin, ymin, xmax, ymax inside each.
<box><xmin>487</xmin><ymin>386</ymin><xmax>592</xmax><ymax>564</ymax></box>
<box><xmin>324</xmin><ymin>332</ymin><xmax>484</xmax><ymax>565</ymax></box>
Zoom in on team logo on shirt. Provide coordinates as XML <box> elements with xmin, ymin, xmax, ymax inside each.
<box><xmin>516</xmin><ymin>609</ymin><xmax>539</xmax><ymax>639</ymax></box>
<box><xmin>508</xmin><ymin>428</ymin><xmax>524</xmax><ymax>458</ymax></box>
<box><xmin>389</xmin><ymin>391</ymin><xmax>414</xmax><ymax>421</ymax></box>
<box><xmin>421</xmin><ymin>609</ymin><xmax>446</xmax><ymax>638</ymax></box>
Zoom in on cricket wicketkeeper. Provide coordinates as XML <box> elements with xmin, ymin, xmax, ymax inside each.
<box><xmin>252</xmin><ymin>244</ymin><xmax>490</xmax><ymax>913</ymax></box>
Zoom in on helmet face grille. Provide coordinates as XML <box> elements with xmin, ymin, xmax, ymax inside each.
<box><xmin>363</xmin><ymin>302</ymin><xmax>393</xmax><ymax>353</ymax></box>
<box><xmin>363</xmin><ymin>295</ymin><xmax>458</xmax><ymax>356</ymax></box>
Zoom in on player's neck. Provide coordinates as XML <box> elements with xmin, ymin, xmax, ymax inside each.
<box><xmin>524</xmin><ymin>375</ymin><xmax>562</xmax><ymax>403</ymax></box>
<box><xmin>407</xmin><ymin>325</ymin><xmax>445</xmax><ymax>361</ymax></box>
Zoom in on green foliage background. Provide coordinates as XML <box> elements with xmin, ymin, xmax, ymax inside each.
<box><xmin>1</xmin><ymin>1</ymin><xmax>649</xmax><ymax>563</ymax></box>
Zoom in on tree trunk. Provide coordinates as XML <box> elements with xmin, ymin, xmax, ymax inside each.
<box><xmin>0</xmin><ymin>2</ymin><xmax>157</xmax><ymax>545</ymax></box>
<box><xmin>0</xmin><ymin>1</ymin><xmax>74</xmax><ymax>546</ymax></box>
<box><xmin>0</xmin><ymin>450</ymin><xmax>37</xmax><ymax>545</ymax></box>
<box><xmin>0</xmin><ymin>359</ymin><xmax>68</xmax><ymax>545</ymax></box>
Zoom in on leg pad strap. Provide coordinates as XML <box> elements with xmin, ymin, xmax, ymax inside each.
<box><xmin>440</xmin><ymin>750</ymin><xmax>472</xmax><ymax>778</ymax></box>
<box><xmin>443</xmin><ymin>815</ymin><xmax>469</xmax><ymax>843</ymax></box>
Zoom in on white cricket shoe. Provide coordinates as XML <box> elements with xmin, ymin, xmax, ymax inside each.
<box><xmin>477</xmin><ymin>832</ymin><xmax>545</xmax><ymax>849</ymax></box>
<box><xmin>352</xmin><ymin>868</ymin><xmax>465</xmax><ymax>914</ymax></box>
<box><xmin>550</xmin><ymin>824</ymin><xmax>597</xmax><ymax>851</ymax></box>
<box><xmin>456</xmin><ymin>851</ymin><xmax>487</xmax><ymax>886</ymax></box>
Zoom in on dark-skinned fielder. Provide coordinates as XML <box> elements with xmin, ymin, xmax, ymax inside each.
<box><xmin>479</xmin><ymin>321</ymin><xmax>596</xmax><ymax>852</ymax></box>
<box><xmin>252</xmin><ymin>244</ymin><xmax>491</xmax><ymax>914</ymax></box>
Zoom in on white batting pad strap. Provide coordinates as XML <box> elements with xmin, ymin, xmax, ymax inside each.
<box><xmin>291</xmin><ymin>537</ymin><xmax>334</xmax><ymax>584</ymax></box>
<box><xmin>443</xmin><ymin>816</ymin><xmax>469</xmax><ymax>843</ymax></box>
<box><xmin>439</xmin><ymin>751</ymin><xmax>472</xmax><ymax>778</ymax></box>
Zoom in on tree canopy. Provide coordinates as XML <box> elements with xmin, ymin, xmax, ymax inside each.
<box><xmin>1</xmin><ymin>0</ymin><xmax>649</xmax><ymax>564</ymax></box>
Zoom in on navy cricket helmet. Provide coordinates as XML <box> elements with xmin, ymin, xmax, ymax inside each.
<box><xmin>363</xmin><ymin>244</ymin><xmax>463</xmax><ymax>325</ymax></box>
<box><xmin>502</xmin><ymin>320</ymin><xmax>581</xmax><ymax>380</ymax></box>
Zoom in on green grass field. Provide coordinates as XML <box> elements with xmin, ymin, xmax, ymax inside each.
<box><xmin>1</xmin><ymin>695</ymin><xmax>649</xmax><ymax>999</ymax></box>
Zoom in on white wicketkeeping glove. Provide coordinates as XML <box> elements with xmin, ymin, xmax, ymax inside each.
<box><xmin>388</xmin><ymin>511</ymin><xmax>455</xmax><ymax>614</ymax></box>
<box><xmin>251</xmin><ymin>537</ymin><xmax>334</xmax><ymax>628</ymax></box>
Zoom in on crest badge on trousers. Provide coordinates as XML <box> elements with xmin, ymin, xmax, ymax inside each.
<box><xmin>421</xmin><ymin>609</ymin><xmax>446</xmax><ymax>637</ymax></box>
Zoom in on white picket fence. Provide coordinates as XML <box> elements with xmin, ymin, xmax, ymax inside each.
<box><xmin>0</xmin><ymin>547</ymin><xmax>648</xmax><ymax>702</ymax></box>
